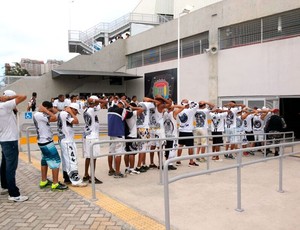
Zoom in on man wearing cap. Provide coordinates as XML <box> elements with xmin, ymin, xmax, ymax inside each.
<box><xmin>57</xmin><ymin>103</ymin><xmax>87</xmax><ymax>187</ymax></box>
<box><xmin>0</xmin><ymin>90</ymin><xmax>28</xmax><ymax>202</ymax></box>
<box><xmin>82</xmin><ymin>95</ymin><xmax>107</xmax><ymax>184</ymax></box>
<box><xmin>107</xmin><ymin>99</ymin><xmax>133</xmax><ymax>178</ymax></box>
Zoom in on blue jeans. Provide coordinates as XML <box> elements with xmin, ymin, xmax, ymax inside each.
<box><xmin>0</xmin><ymin>141</ymin><xmax>20</xmax><ymax>197</ymax></box>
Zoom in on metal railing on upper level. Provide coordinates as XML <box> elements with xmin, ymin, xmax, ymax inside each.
<box><xmin>68</xmin><ymin>13</ymin><xmax>173</xmax><ymax>53</ymax></box>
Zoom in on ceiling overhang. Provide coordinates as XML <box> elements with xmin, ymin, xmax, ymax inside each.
<box><xmin>51</xmin><ymin>69</ymin><xmax>142</xmax><ymax>81</ymax></box>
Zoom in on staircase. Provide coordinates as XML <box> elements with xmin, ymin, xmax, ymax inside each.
<box><xmin>68</xmin><ymin>12</ymin><xmax>173</xmax><ymax>54</ymax></box>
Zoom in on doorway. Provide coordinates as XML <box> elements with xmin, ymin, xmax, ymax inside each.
<box><xmin>280</xmin><ymin>98</ymin><xmax>300</xmax><ymax>139</ymax></box>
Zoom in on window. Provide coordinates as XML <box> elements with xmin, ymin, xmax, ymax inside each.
<box><xmin>143</xmin><ymin>47</ymin><xmax>160</xmax><ymax>65</ymax></box>
<box><xmin>161</xmin><ymin>42</ymin><xmax>177</xmax><ymax>62</ymax></box>
<box><xmin>127</xmin><ymin>52</ymin><xmax>143</xmax><ymax>68</ymax></box>
<box><xmin>220</xmin><ymin>8</ymin><xmax>300</xmax><ymax>50</ymax></box>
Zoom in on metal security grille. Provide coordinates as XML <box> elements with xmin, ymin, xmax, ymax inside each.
<box><xmin>127</xmin><ymin>32</ymin><xmax>209</xmax><ymax>69</ymax></box>
<box><xmin>219</xmin><ymin>8</ymin><xmax>300</xmax><ymax>50</ymax></box>
<box><xmin>182</xmin><ymin>32</ymin><xmax>209</xmax><ymax>57</ymax></box>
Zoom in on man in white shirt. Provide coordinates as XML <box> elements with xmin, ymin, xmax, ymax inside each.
<box><xmin>223</xmin><ymin>101</ymin><xmax>245</xmax><ymax>159</ymax></box>
<box><xmin>194</xmin><ymin>101</ymin><xmax>215</xmax><ymax>162</ymax></box>
<box><xmin>82</xmin><ymin>95</ymin><xmax>107</xmax><ymax>184</ymax></box>
<box><xmin>177</xmin><ymin>99</ymin><xmax>200</xmax><ymax>167</ymax></box>
<box><xmin>58</xmin><ymin>103</ymin><xmax>87</xmax><ymax>187</ymax></box>
<box><xmin>135</xmin><ymin>100</ymin><xmax>155</xmax><ymax>172</ymax></box>
<box><xmin>163</xmin><ymin>101</ymin><xmax>185</xmax><ymax>170</ymax></box>
<box><xmin>33</xmin><ymin>101</ymin><xmax>68</xmax><ymax>191</ymax></box>
<box><xmin>53</xmin><ymin>94</ymin><xmax>67</xmax><ymax>111</ymax></box>
<box><xmin>0</xmin><ymin>90</ymin><xmax>28</xmax><ymax>202</ymax></box>
<box><xmin>210</xmin><ymin>108</ymin><xmax>228</xmax><ymax>161</ymax></box>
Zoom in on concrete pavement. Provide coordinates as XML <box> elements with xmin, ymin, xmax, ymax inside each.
<box><xmin>1</xmin><ymin>139</ymin><xmax>300</xmax><ymax>230</ymax></box>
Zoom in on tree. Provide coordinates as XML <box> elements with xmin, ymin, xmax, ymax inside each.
<box><xmin>4</xmin><ymin>63</ymin><xmax>30</xmax><ymax>76</ymax></box>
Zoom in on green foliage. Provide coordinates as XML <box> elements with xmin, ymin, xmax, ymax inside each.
<box><xmin>4</xmin><ymin>63</ymin><xmax>30</xmax><ymax>76</ymax></box>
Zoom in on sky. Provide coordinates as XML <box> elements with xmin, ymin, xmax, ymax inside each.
<box><xmin>0</xmin><ymin>0</ymin><xmax>141</xmax><ymax>74</ymax></box>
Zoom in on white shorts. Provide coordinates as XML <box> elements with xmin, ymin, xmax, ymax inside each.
<box><xmin>109</xmin><ymin>137</ymin><xmax>125</xmax><ymax>156</ymax></box>
<box><xmin>150</xmin><ymin>128</ymin><xmax>166</xmax><ymax>147</ymax></box>
<box><xmin>225</xmin><ymin>127</ymin><xmax>238</xmax><ymax>144</ymax></box>
<box><xmin>83</xmin><ymin>138</ymin><xmax>101</xmax><ymax>158</ymax></box>
<box><xmin>194</xmin><ymin>128</ymin><xmax>208</xmax><ymax>145</ymax></box>
<box><xmin>254</xmin><ymin>130</ymin><xmax>264</xmax><ymax>141</ymax></box>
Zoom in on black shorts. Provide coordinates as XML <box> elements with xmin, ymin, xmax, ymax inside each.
<box><xmin>125</xmin><ymin>136</ymin><xmax>138</xmax><ymax>155</ymax></box>
<box><xmin>211</xmin><ymin>132</ymin><xmax>223</xmax><ymax>145</ymax></box>
<box><xmin>245</xmin><ymin>131</ymin><xmax>255</xmax><ymax>141</ymax></box>
<box><xmin>178</xmin><ymin>132</ymin><xmax>194</xmax><ymax>146</ymax></box>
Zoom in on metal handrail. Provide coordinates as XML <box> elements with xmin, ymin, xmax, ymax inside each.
<box><xmin>68</xmin><ymin>12</ymin><xmax>172</xmax><ymax>52</ymax></box>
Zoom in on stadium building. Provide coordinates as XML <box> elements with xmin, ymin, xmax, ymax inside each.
<box><xmin>3</xmin><ymin>0</ymin><xmax>300</xmax><ymax>137</ymax></box>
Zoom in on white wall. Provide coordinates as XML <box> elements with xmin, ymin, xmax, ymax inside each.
<box><xmin>218</xmin><ymin>37</ymin><xmax>300</xmax><ymax>97</ymax></box>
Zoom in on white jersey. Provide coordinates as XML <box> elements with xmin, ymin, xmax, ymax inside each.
<box><xmin>153</xmin><ymin>106</ymin><xmax>165</xmax><ymax>129</ymax></box>
<box><xmin>83</xmin><ymin>107</ymin><xmax>100</xmax><ymax>139</ymax></box>
<box><xmin>252</xmin><ymin>114</ymin><xmax>264</xmax><ymax>132</ymax></box>
<box><xmin>178</xmin><ymin>101</ymin><xmax>199</xmax><ymax>133</ymax></box>
<box><xmin>53</xmin><ymin>99</ymin><xmax>67</xmax><ymax>111</ymax></box>
<box><xmin>243</xmin><ymin>113</ymin><xmax>254</xmax><ymax>132</ymax></box>
<box><xmin>163</xmin><ymin>110</ymin><xmax>178</xmax><ymax>138</ymax></box>
<box><xmin>236</xmin><ymin>115</ymin><xmax>244</xmax><ymax>132</ymax></box>
<box><xmin>194</xmin><ymin>108</ymin><xmax>210</xmax><ymax>129</ymax></box>
<box><xmin>57</xmin><ymin>111</ymin><xmax>75</xmax><ymax>142</ymax></box>
<box><xmin>126</xmin><ymin>110</ymin><xmax>138</xmax><ymax>138</ymax></box>
<box><xmin>33</xmin><ymin>111</ymin><xmax>53</xmax><ymax>144</ymax></box>
<box><xmin>64</xmin><ymin>98</ymin><xmax>71</xmax><ymax>107</ymax></box>
<box><xmin>136</xmin><ymin>102</ymin><xmax>155</xmax><ymax>129</ymax></box>
<box><xmin>210</xmin><ymin>112</ymin><xmax>227</xmax><ymax>132</ymax></box>
<box><xmin>225</xmin><ymin>107</ymin><xmax>242</xmax><ymax>129</ymax></box>
<box><xmin>0</xmin><ymin>100</ymin><xmax>18</xmax><ymax>141</ymax></box>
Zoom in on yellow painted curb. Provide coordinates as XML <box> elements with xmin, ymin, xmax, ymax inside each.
<box><xmin>19</xmin><ymin>152</ymin><xmax>165</xmax><ymax>230</ymax></box>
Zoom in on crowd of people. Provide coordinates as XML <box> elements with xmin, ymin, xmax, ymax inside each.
<box><xmin>0</xmin><ymin>91</ymin><xmax>287</xmax><ymax>202</ymax></box>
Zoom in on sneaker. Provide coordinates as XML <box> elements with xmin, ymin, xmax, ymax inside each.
<box><xmin>215</xmin><ymin>156</ymin><xmax>223</xmax><ymax>162</ymax></box>
<box><xmin>71</xmin><ymin>181</ymin><xmax>88</xmax><ymax>187</ymax></box>
<box><xmin>108</xmin><ymin>169</ymin><xmax>115</xmax><ymax>176</ymax></box>
<box><xmin>39</xmin><ymin>179</ymin><xmax>53</xmax><ymax>189</ymax></box>
<box><xmin>0</xmin><ymin>188</ymin><xmax>8</xmax><ymax>195</ymax></box>
<box><xmin>228</xmin><ymin>154</ymin><xmax>235</xmax><ymax>159</ymax></box>
<box><xmin>243</xmin><ymin>152</ymin><xmax>250</xmax><ymax>156</ymax></box>
<box><xmin>82</xmin><ymin>176</ymin><xmax>90</xmax><ymax>181</ymax></box>
<box><xmin>135</xmin><ymin>167</ymin><xmax>146</xmax><ymax>173</ymax></box>
<box><xmin>168</xmin><ymin>165</ymin><xmax>177</xmax><ymax>170</ymax></box>
<box><xmin>149</xmin><ymin>163</ymin><xmax>157</xmax><ymax>169</ymax></box>
<box><xmin>129</xmin><ymin>169</ymin><xmax>140</xmax><ymax>175</ymax></box>
<box><xmin>189</xmin><ymin>162</ymin><xmax>199</xmax><ymax>167</ymax></box>
<box><xmin>212</xmin><ymin>156</ymin><xmax>217</xmax><ymax>160</ymax></box>
<box><xmin>142</xmin><ymin>165</ymin><xmax>149</xmax><ymax>171</ymax></box>
<box><xmin>8</xmin><ymin>195</ymin><xmax>28</xmax><ymax>202</ymax></box>
<box><xmin>113</xmin><ymin>173</ymin><xmax>126</xmax><ymax>178</ymax></box>
<box><xmin>176</xmin><ymin>161</ymin><xmax>181</xmax><ymax>166</ymax></box>
<box><xmin>274</xmin><ymin>152</ymin><xmax>279</xmax><ymax>157</ymax></box>
<box><xmin>51</xmin><ymin>182</ymin><xmax>68</xmax><ymax>191</ymax></box>
<box><xmin>224</xmin><ymin>154</ymin><xmax>228</xmax><ymax>158</ymax></box>
<box><xmin>125</xmin><ymin>168</ymin><xmax>130</xmax><ymax>174</ymax></box>
<box><xmin>249</xmin><ymin>151</ymin><xmax>255</xmax><ymax>155</ymax></box>
<box><xmin>89</xmin><ymin>177</ymin><xmax>103</xmax><ymax>184</ymax></box>
<box><xmin>266</xmin><ymin>149</ymin><xmax>273</xmax><ymax>156</ymax></box>
<box><xmin>199</xmin><ymin>158</ymin><xmax>206</xmax><ymax>163</ymax></box>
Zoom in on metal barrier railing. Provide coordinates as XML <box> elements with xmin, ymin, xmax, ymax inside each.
<box><xmin>24</xmin><ymin>124</ymin><xmax>108</xmax><ymax>163</ymax></box>
<box><xmin>22</xmin><ymin>128</ymin><xmax>297</xmax><ymax>229</ymax></box>
<box><xmin>86</xmin><ymin>131</ymin><xmax>296</xmax><ymax>229</ymax></box>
